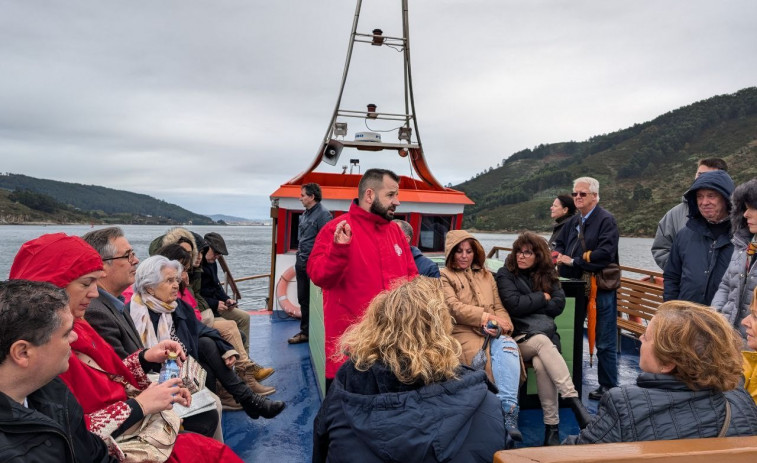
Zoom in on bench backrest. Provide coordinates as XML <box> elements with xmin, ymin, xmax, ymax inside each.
<box><xmin>493</xmin><ymin>436</ymin><xmax>757</xmax><ymax>463</ymax></box>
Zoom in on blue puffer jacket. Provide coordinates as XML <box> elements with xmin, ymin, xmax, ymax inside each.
<box><xmin>313</xmin><ymin>362</ymin><xmax>507</xmax><ymax>462</ymax></box>
<box><xmin>564</xmin><ymin>373</ymin><xmax>757</xmax><ymax>444</ymax></box>
<box><xmin>663</xmin><ymin>170</ymin><xmax>735</xmax><ymax>305</ymax></box>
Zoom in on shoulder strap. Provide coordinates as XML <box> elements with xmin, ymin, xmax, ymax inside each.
<box><xmin>718</xmin><ymin>398</ymin><xmax>731</xmax><ymax>437</ymax></box>
<box><xmin>75</xmin><ymin>351</ymin><xmax>132</xmax><ymax>390</ymax></box>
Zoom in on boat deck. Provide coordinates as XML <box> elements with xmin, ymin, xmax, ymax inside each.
<box><xmin>223</xmin><ymin>313</ymin><xmax>642</xmax><ymax>460</ymax></box>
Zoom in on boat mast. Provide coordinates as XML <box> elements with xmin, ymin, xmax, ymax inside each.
<box><xmin>287</xmin><ymin>0</ymin><xmax>445</xmax><ymax>190</ymax></box>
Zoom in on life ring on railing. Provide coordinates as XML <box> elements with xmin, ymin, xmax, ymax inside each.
<box><xmin>276</xmin><ymin>266</ymin><xmax>301</xmax><ymax>318</ymax></box>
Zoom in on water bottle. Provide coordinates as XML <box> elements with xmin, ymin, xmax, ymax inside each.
<box><xmin>159</xmin><ymin>352</ymin><xmax>180</xmax><ymax>384</ymax></box>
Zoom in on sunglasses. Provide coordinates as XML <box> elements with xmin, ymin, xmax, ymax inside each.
<box><xmin>571</xmin><ymin>191</ymin><xmax>591</xmax><ymax>198</ymax></box>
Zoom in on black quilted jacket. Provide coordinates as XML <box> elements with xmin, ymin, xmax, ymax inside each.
<box><xmin>564</xmin><ymin>373</ymin><xmax>757</xmax><ymax>444</ymax></box>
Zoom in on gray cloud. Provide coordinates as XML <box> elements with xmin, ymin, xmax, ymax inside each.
<box><xmin>1</xmin><ymin>0</ymin><xmax>755</xmax><ymax>218</ymax></box>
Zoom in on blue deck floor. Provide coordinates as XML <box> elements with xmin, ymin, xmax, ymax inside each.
<box><xmin>223</xmin><ymin>314</ymin><xmax>319</xmax><ymax>462</ymax></box>
<box><xmin>224</xmin><ymin>313</ymin><xmax>642</xmax><ymax>459</ymax></box>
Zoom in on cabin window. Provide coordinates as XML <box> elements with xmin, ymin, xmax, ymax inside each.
<box><xmin>418</xmin><ymin>215</ymin><xmax>452</xmax><ymax>252</ymax></box>
<box><xmin>289</xmin><ymin>212</ymin><xmax>302</xmax><ymax>251</ymax></box>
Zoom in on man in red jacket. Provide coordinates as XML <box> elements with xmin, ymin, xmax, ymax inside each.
<box><xmin>308</xmin><ymin>168</ymin><xmax>418</xmax><ymax>389</ymax></box>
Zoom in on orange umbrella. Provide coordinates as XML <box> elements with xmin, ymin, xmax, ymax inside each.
<box><xmin>587</xmin><ymin>275</ymin><xmax>598</xmax><ymax>367</ymax></box>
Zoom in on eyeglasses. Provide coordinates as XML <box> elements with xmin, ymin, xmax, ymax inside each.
<box><xmin>571</xmin><ymin>191</ymin><xmax>592</xmax><ymax>198</ymax></box>
<box><xmin>102</xmin><ymin>249</ymin><xmax>137</xmax><ymax>264</ymax></box>
<box><xmin>516</xmin><ymin>250</ymin><xmax>534</xmax><ymax>258</ymax></box>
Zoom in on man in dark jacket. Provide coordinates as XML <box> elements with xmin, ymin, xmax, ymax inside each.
<box><xmin>663</xmin><ymin>170</ymin><xmax>735</xmax><ymax>305</ymax></box>
<box><xmin>394</xmin><ymin>219</ymin><xmax>440</xmax><ymax>278</ymax></box>
<box><xmin>651</xmin><ymin>158</ymin><xmax>728</xmax><ymax>270</ymax></box>
<box><xmin>82</xmin><ymin>227</ymin><xmax>144</xmax><ymax>359</ymax></box>
<box><xmin>289</xmin><ymin>183</ymin><xmax>332</xmax><ymax>344</ymax></box>
<box><xmin>0</xmin><ymin>280</ymin><xmax>115</xmax><ymax>463</ymax></box>
<box><xmin>201</xmin><ymin>232</ymin><xmax>251</xmax><ymax>352</ymax></box>
<box><xmin>554</xmin><ymin>176</ymin><xmax>620</xmax><ymax>401</ymax></box>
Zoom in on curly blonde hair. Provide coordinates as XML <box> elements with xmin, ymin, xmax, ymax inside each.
<box><xmin>336</xmin><ymin>276</ymin><xmax>462</xmax><ymax>384</ymax></box>
<box><xmin>651</xmin><ymin>301</ymin><xmax>743</xmax><ymax>391</ymax></box>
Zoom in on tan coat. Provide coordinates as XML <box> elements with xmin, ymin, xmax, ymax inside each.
<box><xmin>441</xmin><ymin>230</ymin><xmax>512</xmax><ymax>381</ymax></box>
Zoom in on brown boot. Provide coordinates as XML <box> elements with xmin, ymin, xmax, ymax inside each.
<box><xmin>237</xmin><ymin>363</ymin><xmax>276</xmax><ymax>396</ymax></box>
<box><xmin>216</xmin><ymin>380</ymin><xmax>242</xmax><ymax>411</ymax></box>
<box><xmin>248</xmin><ymin>362</ymin><xmax>275</xmax><ymax>381</ymax></box>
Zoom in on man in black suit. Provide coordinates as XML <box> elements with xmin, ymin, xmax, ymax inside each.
<box><xmin>82</xmin><ymin>227</ymin><xmax>144</xmax><ymax>358</ymax></box>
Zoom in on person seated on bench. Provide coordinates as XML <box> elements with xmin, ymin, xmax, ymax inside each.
<box><xmin>495</xmin><ymin>232</ymin><xmax>592</xmax><ymax>446</ymax></box>
<box><xmin>313</xmin><ymin>277</ymin><xmax>509</xmax><ymax>462</ymax></box>
<box><xmin>441</xmin><ymin>230</ymin><xmax>524</xmax><ymax>441</ymax></box>
<box><xmin>565</xmin><ymin>300</ymin><xmax>757</xmax><ymax>444</ymax></box>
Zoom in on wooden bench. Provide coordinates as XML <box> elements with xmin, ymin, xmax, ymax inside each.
<box><xmin>493</xmin><ymin>436</ymin><xmax>757</xmax><ymax>462</ymax></box>
<box><xmin>616</xmin><ymin>265</ymin><xmax>664</xmax><ymax>339</ymax></box>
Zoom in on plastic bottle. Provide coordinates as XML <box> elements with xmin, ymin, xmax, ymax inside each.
<box><xmin>159</xmin><ymin>352</ymin><xmax>180</xmax><ymax>384</ymax></box>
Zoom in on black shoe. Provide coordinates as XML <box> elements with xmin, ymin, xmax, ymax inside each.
<box><xmin>241</xmin><ymin>392</ymin><xmax>286</xmax><ymax>419</ymax></box>
<box><xmin>564</xmin><ymin>396</ymin><xmax>593</xmax><ymax>429</ymax></box>
<box><xmin>543</xmin><ymin>424</ymin><xmax>560</xmax><ymax>446</ymax></box>
<box><xmin>587</xmin><ymin>385</ymin><xmax>610</xmax><ymax>401</ymax></box>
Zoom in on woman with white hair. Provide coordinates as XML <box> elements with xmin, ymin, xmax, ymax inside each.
<box><xmin>128</xmin><ymin>255</ymin><xmax>285</xmax><ymax>421</ymax></box>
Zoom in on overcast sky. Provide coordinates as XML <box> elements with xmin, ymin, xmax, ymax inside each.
<box><xmin>1</xmin><ymin>0</ymin><xmax>755</xmax><ymax>219</ymax></box>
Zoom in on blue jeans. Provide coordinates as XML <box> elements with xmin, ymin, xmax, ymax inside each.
<box><xmin>490</xmin><ymin>335</ymin><xmax>521</xmax><ymax>412</ymax></box>
<box><xmin>596</xmin><ymin>289</ymin><xmax>618</xmax><ymax>388</ymax></box>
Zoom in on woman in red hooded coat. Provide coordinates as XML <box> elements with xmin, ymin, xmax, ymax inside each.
<box><xmin>10</xmin><ymin>233</ymin><xmax>243</xmax><ymax>463</ymax></box>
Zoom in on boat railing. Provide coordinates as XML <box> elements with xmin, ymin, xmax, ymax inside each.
<box><xmin>486</xmin><ymin>246</ymin><xmax>663</xmax><ymax>282</ymax></box>
<box><xmin>222</xmin><ymin>273</ymin><xmax>272</xmax><ymax>312</ymax></box>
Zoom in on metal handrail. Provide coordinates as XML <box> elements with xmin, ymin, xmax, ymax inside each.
<box><xmin>485</xmin><ymin>245</ymin><xmax>662</xmax><ymax>282</ymax></box>
<box><xmin>222</xmin><ymin>273</ymin><xmax>272</xmax><ymax>311</ymax></box>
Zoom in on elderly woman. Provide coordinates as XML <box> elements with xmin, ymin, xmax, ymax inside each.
<box><xmin>128</xmin><ymin>255</ymin><xmax>284</xmax><ymax>420</ymax></box>
<box><xmin>153</xmin><ymin>244</ymin><xmax>275</xmax><ymax>399</ymax></box>
<box><xmin>313</xmin><ymin>277</ymin><xmax>508</xmax><ymax>462</ymax></box>
<box><xmin>565</xmin><ymin>301</ymin><xmax>757</xmax><ymax>444</ymax></box>
<box><xmin>496</xmin><ymin>232</ymin><xmax>591</xmax><ymax>445</ymax></box>
<box><xmin>548</xmin><ymin>195</ymin><xmax>576</xmax><ymax>249</ymax></box>
<box><xmin>9</xmin><ymin>233</ymin><xmax>243</xmax><ymax>462</ymax></box>
<box><xmin>440</xmin><ymin>230</ymin><xmax>523</xmax><ymax>441</ymax></box>
<box><xmin>712</xmin><ymin>178</ymin><xmax>757</xmax><ymax>337</ymax></box>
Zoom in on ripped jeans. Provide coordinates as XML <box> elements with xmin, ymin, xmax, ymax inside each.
<box><xmin>490</xmin><ymin>335</ymin><xmax>521</xmax><ymax>413</ymax></box>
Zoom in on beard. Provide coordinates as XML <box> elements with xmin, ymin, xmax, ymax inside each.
<box><xmin>370</xmin><ymin>200</ymin><xmax>396</xmax><ymax>221</ymax></box>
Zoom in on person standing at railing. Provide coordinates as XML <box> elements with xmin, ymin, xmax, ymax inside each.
<box><xmin>548</xmin><ymin>195</ymin><xmax>576</xmax><ymax>250</ymax></box>
<box><xmin>712</xmin><ymin>178</ymin><xmax>757</xmax><ymax>337</ymax></box>
<box><xmin>663</xmin><ymin>170</ymin><xmax>734</xmax><ymax>305</ymax></box>
<box><xmin>553</xmin><ymin>176</ymin><xmax>620</xmax><ymax>402</ymax></box>
<box><xmin>651</xmin><ymin>158</ymin><xmax>728</xmax><ymax>270</ymax></box>
<box><xmin>289</xmin><ymin>183</ymin><xmax>332</xmax><ymax>345</ymax></box>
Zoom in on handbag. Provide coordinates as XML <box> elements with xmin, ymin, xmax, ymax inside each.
<box><xmin>117</xmin><ymin>410</ymin><xmax>180</xmax><ymax>463</ymax></box>
<box><xmin>578</xmin><ymin>224</ymin><xmax>621</xmax><ymax>291</ymax></box>
<box><xmin>75</xmin><ymin>351</ymin><xmax>179</xmax><ymax>463</ymax></box>
<box><xmin>180</xmin><ymin>355</ymin><xmax>207</xmax><ymax>394</ymax></box>
<box><xmin>595</xmin><ymin>263</ymin><xmax>621</xmax><ymax>291</ymax></box>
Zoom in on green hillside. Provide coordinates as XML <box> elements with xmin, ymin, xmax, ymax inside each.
<box><xmin>457</xmin><ymin>87</ymin><xmax>757</xmax><ymax>236</ymax></box>
<box><xmin>0</xmin><ymin>174</ymin><xmax>214</xmax><ymax>225</ymax></box>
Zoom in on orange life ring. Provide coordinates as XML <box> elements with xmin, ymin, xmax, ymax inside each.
<box><xmin>276</xmin><ymin>265</ymin><xmax>301</xmax><ymax>318</ymax></box>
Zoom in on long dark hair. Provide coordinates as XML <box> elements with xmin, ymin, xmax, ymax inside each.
<box><xmin>505</xmin><ymin>232</ymin><xmax>558</xmax><ymax>292</ymax></box>
<box><xmin>155</xmin><ymin>244</ymin><xmax>191</xmax><ymax>292</ymax></box>
<box><xmin>555</xmin><ymin>194</ymin><xmax>576</xmax><ymax>217</ymax></box>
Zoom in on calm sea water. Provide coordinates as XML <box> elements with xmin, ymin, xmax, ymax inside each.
<box><xmin>0</xmin><ymin>225</ymin><xmax>659</xmax><ymax>281</ymax></box>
